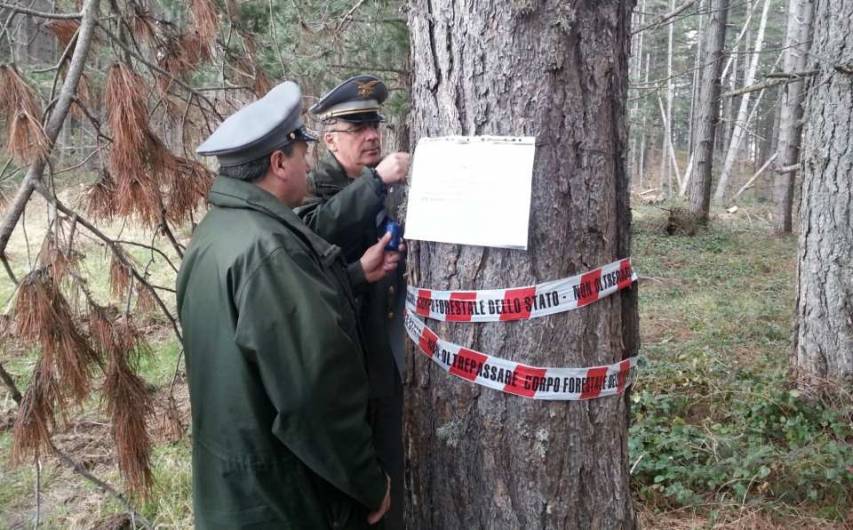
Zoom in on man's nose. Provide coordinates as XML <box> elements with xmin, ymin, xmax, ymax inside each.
<box><xmin>364</xmin><ymin>126</ymin><xmax>380</xmax><ymax>141</ymax></box>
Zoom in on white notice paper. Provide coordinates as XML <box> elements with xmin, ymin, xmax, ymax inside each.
<box><xmin>404</xmin><ymin>136</ymin><xmax>536</xmax><ymax>250</ymax></box>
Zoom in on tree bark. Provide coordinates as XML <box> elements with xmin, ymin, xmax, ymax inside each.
<box><xmin>714</xmin><ymin>0</ymin><xmax>771</xmax><ymax>202</ymax></box>
<box><xmin>405</xmin><ymin>2</ymin><xmax>638</xmax><ymax>529</ymax></box>
<box><xmin>688</xmin><ymin>0</ymin><xmax>729</xmax><ymax>220</ymax></box>
<box><xmin>773</xmin><ymin>0</ymin><xmax>814</xmax><ymax>233</ymax></box>
<box><xmin>793</xmin><ymin>0</ymin><xmax>853</xmax><ymax>393</ymax></box>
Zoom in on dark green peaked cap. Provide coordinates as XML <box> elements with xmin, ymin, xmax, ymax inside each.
<box><xmin>309</xmin><ymin>75</ymin><xmax>388</xmax><ymax>124</ymax></box>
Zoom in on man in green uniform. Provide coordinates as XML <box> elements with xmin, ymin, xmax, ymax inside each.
<box><xmin>177</xmin><ymin>81</ymin><xmax>400</xmax><ymax>529</ymax></box>
<box><xmin>296</xmin><ymin>75</ymin><xmax>410</xmax><ymax>530</ymax></box>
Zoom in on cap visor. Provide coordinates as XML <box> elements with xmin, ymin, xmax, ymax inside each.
<box><xmin>337</xmin><ymin>112</ymin><xmax>385</xmax><ymax>124</ymax></box>
<box><xmin>294</xmin><ymin>126</ymin><xmax>319</xmax><ymax>142</ymax></box>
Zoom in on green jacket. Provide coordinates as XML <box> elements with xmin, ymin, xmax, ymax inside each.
<box><xmin>296</xmin><ymin>153</ymin><xmax>405</xmax><ymax>399</ymax></box>
<box><xmin>176</xmin><ymin>176</ymin><xmax>386</xmax><ymax>530</ymax></box>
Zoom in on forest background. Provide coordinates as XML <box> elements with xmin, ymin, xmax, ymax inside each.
<box><xmin>0</xmin><ymin>0</ymin><xmax>850</xmax><ymax>528</ymax></box>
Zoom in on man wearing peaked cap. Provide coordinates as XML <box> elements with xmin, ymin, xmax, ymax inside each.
<box><xmin>177</xmin><ymin>80</ymin><xmax>401</xmax><ymax>529</ymax></box>
<box><xmin>296</xmin><ymin>75</ymin><xmax>410</xmax><ymax>530</ymax></box>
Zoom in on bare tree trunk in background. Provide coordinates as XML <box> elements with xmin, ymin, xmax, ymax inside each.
<box><xmin>630</xmin><ymin>0</ymin><xmax>646</xmax><ymax>186</ymax></box>
<box><xmin>714</xmin><ymin>0</ymin><xmax>771</xmax><ymax>202</ymax></box>
<box><xmin>717</xmin><ymin>0</ymin><xmax>757</xmax><ymax>161</ymax></box>
<box><xmin>689</xmin><ymin>0</ymin><xmax>730</xmax><ymax>220</ymax></box>
<box><xmin>793</xmin><ymin>0</ymin><xmax>853</xmax><ymax>395</ymax></box>
<box><xmin>405</xmin><ymin>1</ymin><xmax>639</xmax><ymax>528</ymax></box>
<box><xmin>720</xmin><ymin>25</ymin><xmax>738</xmax><ymax>159</ymax></box>
<box><xmin>773</xmin><ymin>0</ymin><xmax>814</xmax><ymax>233</ymax></box>
<box><xmin>638</xmin><ymin>52</ymin><xmax>651</xmax><ymax>190</ymax></box>
<box><xmin>665</xmin><ymin>0</ymin><xmax>676</xmax><ymax>195</ymax></box>
<box><xmin>760</xmin><ymin>89</ymin><xmax>783</xmax><ymax>201</ymax></box>
<box><xmin>687</xmin><ymin>0</ymin><xmax>706</xmax><ymax>155</ymax></box>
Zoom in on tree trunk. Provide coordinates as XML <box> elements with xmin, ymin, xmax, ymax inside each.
<box><xmin>793</xmin><ymin>0</ymin><xmax>853</xmax><ymax>393</ymax></box>
<box><xmin>687</xmin><ymin>0</ymin><xmax>706</xmax><ymax>154</ymax></box>
<box><xmin>638</xmin><ymin>52</ymin><xmax>651</xmax><ymax>190</ymax></box>
<box><xmin>714</xmin><ymin>0</ymin><xmax>771</xmax><ymax>202</ymax></box>
<box><xmin>665</xmin><ymin>0</ymin><xmax>676</xmax><ymax>195</ymax></box>
<box><xmin>773</xmin><ymin>0</ymin><xmax>814</xmax><ymax>233</ymax></box>
<box><xmin>629</xmin><ymin>0</ymin><xmax>646</xmax><ymax>186</ymax></box>
<box><xmin>405</xmin><ymin>2</ymin><xmax>639</xmax><ymax>529</ymax></box>
<box><xmin>689</xmin><ymin>0</ymin><xmax>730</xmax><ymax>220</ymax></box>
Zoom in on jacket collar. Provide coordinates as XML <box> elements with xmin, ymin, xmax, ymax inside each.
<box><xmin>208</xmin><ymin>176</ymin><xmax>341</xmax><ymax>260</ymax></box>
<box><xmin>309</xmin><ymin>152</ymin><xmax>372</xmax><ymax>199</ymax></box>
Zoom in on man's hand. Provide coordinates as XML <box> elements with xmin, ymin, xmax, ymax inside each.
<box><xmin>375</xmin><ymin>152</ymin><xmax>411</xmax><ymax>185</ymax></box>
<box><xmin>360</xmin><ymin>232</ymin><xmax>404</xmax><ymax>283</ymax></box>
<box><xmin>367</xmin><ymin>475</ymin><xmax>391</xmax><ymax>525</ymax></box>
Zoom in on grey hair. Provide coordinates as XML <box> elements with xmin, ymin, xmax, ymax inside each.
<box><xmin>218</xmin><ymin>144</ymin><xmax>295</xmax><ymax>182</ymax></box>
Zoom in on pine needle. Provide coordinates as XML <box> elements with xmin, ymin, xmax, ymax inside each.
<box><xmin>0</xmin><ymin>64</ymin><xmax>41</xmax><ymax>119</ymax></box>
<box><xmin>6</xmin><ymin>110</ymin><xmax>50</xmax><ymax>165</ymax></box>
<box><xmin>10</xmin><ymin>358</ymin><xmax>61</xmax><ymax>464</ymax></box>
<box><xmin>104</xmin><ymin>355</ymin><xmax>153</xmax><ymax>498</ymax></box>
<box><xmin>109</xmin><ymin>254</ymin><xmax>132</xmax><ymax>300</ymax></box>
<box><xmin>130</xmin><ymin>4</ymin><xmax>156</xmax><ymax>43</ymax></box>
<box><xmin>105</xmin><ymin>64</ymin><xmax>148</xmax><ymax>179</ymax></box>
<box><xmin>105</xmin><ymin>64</ymin><xmax>171</xmax><ymax>227</ymax></box>
<box><xmin>135</xmin><ymin>285</ymin><xmax>156</xmax><ymax>314</ymax></box>
<box><xmin>189</xmin><ymin>0</ymin><xmax>218</xmax><ymax>48</ymax></box>
<box><xmin>13</xmin><ymin>271</ymin><xmax>98</xmax><ymax>404</ymax></box>
<box><xmin>83</xmin><ymin>169</ymin><xmax>118</xmax><ymax>221</ymax></box>
<box><xmin>164</xmin><ymin>156</ymin><xmax>212</xmax><ymax>224</ymax></box>
<box><xmin>14</xmin><ymin>271</ymin><xmax>57</xmax><ymax>343</ymax></box>
<box><xmin>254</xmin><ymin>68</ymin><xmax>272</xmax><ymax>97</ymax></box>
<box><xmin>45</xmin><ymin>19</ymin><xmax>80</xmax><ymax>49</ymax></box>
<box><xmin>38</xmin><ymin>232</ymin><xmax>79</xmax><ymax>283</ymax></box>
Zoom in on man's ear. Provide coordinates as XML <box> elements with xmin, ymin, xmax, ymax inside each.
<box><xmin>324</xmin><ymin>131</ymin><xmax>337</xmax><ymax>152</ymax></box>
<box><xmin>269</xmin><ymin>150</ymin><xmax>288</xmax><ymax>180</ymax></box>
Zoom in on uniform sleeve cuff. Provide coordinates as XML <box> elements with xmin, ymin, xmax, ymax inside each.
<box><xmin>347</xmin><ymin>261</ymin><xmax>368</xmax><ymax>292</ymax></box>
<box><xmin>367</xmin><ymin>167</ymin><xmax>387</xmax><ymax>198</ymax></box>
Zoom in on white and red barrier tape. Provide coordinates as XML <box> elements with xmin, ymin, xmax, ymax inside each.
<box><xmin>404</xmin><ymin>310</ymin><xmax>638</xmax><ymax>400</ymax></box>
<box><xmin>406</xmin><ymin>258</ymin><xmax>637</xmax><ymax>323</ymax></box>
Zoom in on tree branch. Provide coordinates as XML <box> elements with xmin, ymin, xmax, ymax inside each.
<box><xmin>336</xmin><ymin>0</ymin><xmax>368</xmax><ymax>32</ymax></box>
<box><xmin>0</xmin><ymin>0</ymin><xmax>99</xmax><ymax>264</ymax></box>
<box><xmin>114</xmin><ymin>240</ymin><xmax>179</xmax><ymax>273</ymax></box>
<box><xmin>95</xmin><ymin>22</ymin><xmax>225</xmax><ymax>122</ymax></box>
<box><xmin>0</xmin><ymin>360</ymin><xmax>22</xmax><ymax>403</ymax></box>
<box><xmin>632</xmin><ymin>0</ymin><xmax>696</xmax><ymax>35</ymax></box>
<box><xmin>0</xmin><ymin>360</ymin><xmax>152</xmax><ymax>529</ymax></box>
<box><xmin>776</xmin><ymin>163</ymin><xmax>799</xmax><ymax>174</ymax></box>
<box><xmin>765</xmin><ymin>69</ymin><xmax>818</xmax><ymax>79</ymax></box>
<box><xmin>0</xmin><ymin>2</ymin><xmax>81</xmax><ymax>19</ymax></box>
<box><xmin>721</xmin><ymin>78</ymin><xmax>785</xmax><ymax>98</ymax></box>
<box><xmin>33</xmin><ymin>183</ymin><xmax>183</xmax><ymax>343</ymax></box>
<box><xmin>48</xmin><ymin>442</ymin><xmax>154</xmax><ymax>529</ymax></box>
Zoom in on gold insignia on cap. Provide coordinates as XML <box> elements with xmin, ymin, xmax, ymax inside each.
<box><xmin>357</xmin><ymin>79</ymin><xmax>380</xmax><ymax>98</ymax></box>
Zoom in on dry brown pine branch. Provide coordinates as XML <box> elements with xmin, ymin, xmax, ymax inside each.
<box><xmin>33</xmin><ymin>181</ymin><xmax>183</xmax><ymax>342</ymax></box>
<box><xmin>0</xmin><ymin>0</ymin><xmax>99</xmax><ymax>276</ymax></box>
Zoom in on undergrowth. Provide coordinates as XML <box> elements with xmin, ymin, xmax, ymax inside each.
<box><xmin>629</xmin><ymin>205</ymin><xmax>852</xmax><ymax>523</ymax></box>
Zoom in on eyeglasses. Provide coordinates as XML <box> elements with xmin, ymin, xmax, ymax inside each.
<box><xmin>326</xmin><ymin>122</ymin><xmax>382</xmax><ymax>135</ymax></box>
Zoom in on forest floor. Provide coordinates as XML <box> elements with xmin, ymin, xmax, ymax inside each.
<box><xmin>0</xmin><ymin>196</ymin><xmax>850</xmax><ymax>529</ymax></box>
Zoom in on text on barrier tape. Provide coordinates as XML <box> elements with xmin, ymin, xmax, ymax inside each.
<box><xmin>407</xmin><ymin>258</ymin><xmax>637</xmax><ymax>323</ymax></box>
<box><xmin>404</xmin><ymin>309</ymin><xmax>638</xmax><ymax>400</ymax></box>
